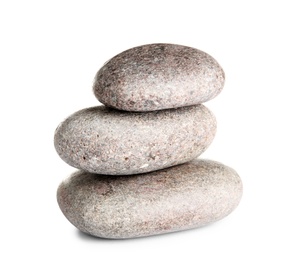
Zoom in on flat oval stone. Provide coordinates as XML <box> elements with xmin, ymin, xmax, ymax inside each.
<box><xmin>54</xmin><ymin>104</ymin><xmax>216</xmax><ymax>175</ymax></box>
<box><xmin>57</xmin><ymin>159</ymin><xmax>243</xmax><ymax>239</ymax></box>
<box><xmin>93</xmin><ymin>43</ymin><xmax>225</xmax><ymax>111</ymax></box>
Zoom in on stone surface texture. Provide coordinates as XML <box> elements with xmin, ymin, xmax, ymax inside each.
<box><xmin>93</xmin><ymin>43</ymin><xmax>225</xmax><ymax>111</ymax></box>
<box><xmin>54</xmin><ymin>104</ymin><xmax>216</xmax><ymax>175</ymax></box>
<box><xmin>57</xmin><ymin>159</ymin><xmax>243</xmax><ymax>239</ymax></box>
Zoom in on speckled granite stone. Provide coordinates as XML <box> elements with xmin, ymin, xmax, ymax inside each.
<box><xmin>93</xmin><ymin>43</ymin><xmax>225</xmax><ymax>111</ymax></box>
<box><xmin>54</xmin><ymin>104</ymin><xmax>216</xmax><ymax>175</ymax></box>
<box><xmin>57</xmin><ymin>159</ymin><xmax>242</xmax><ymax>239</ymax></box>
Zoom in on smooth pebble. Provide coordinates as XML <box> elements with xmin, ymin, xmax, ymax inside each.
<box><xmin>93</xmin><ymin>43</ymin><xmax>225</xmax><ymax>111</ymax></box>
<box><xmin>54</xmin><ymin>104</ymin><xmax>216</xmax><ymax>175</ymax></box>
<box><xmin>57</xmin><ymin>159</ymin><xmax>243</xmax><ymax>239</ymax></box>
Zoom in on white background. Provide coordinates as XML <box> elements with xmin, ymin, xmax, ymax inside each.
<box><xmin>1</xmin><ymin>0</ymin><xmax>300</xmax><ymax>259</ymax></box>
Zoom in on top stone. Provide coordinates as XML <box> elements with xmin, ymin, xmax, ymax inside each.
<box><xmin>93</xmin><ymin>43</ymin><xmax>225</xmax><ymax>111</ymax></box>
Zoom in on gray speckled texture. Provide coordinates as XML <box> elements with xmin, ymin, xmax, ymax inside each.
<box><xmin>57</xmin><ymin>159</ymin><xmax>242</xmax><ymax>239</ymax></box>
<box><xmin>93</xmin><ymin>43</ymin><xmax>225</xmax><ymax>111</ymax></box>
<box><xmin>54</xmin><ymin>104</ymin><xmax>216</xmax><ymax>175</ymax></box>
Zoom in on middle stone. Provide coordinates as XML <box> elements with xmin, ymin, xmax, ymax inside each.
<box><xmin>54</xmin><ymin>104</ymin><xmax>216</xmax><ymax>175</ymax></box>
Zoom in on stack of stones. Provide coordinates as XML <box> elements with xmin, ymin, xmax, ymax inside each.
<box><xmin>55</xmin><ymin>43</ymin><xmax>243</xmax><ymax>239</ymax></box>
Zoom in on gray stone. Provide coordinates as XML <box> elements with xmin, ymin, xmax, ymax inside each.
<box><xmin>93</xmin><ymin>43</ymin><xmax>225</xmax><ymax>111</ymax></box>
<box><xmin>54</xmin><ymin>104</ymin><xmax>216</xmax><ymax>175</ymax></box>
<box><xmin>57</xmin><ymin>159</ymin><xmax>243</xmax><ymax>239</ymax></box>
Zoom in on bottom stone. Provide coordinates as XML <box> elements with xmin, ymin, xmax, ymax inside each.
<box><xmin>57</xmin><ymin>159</ymin><xmax>243</xmax><ymax>239</ymax></box>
